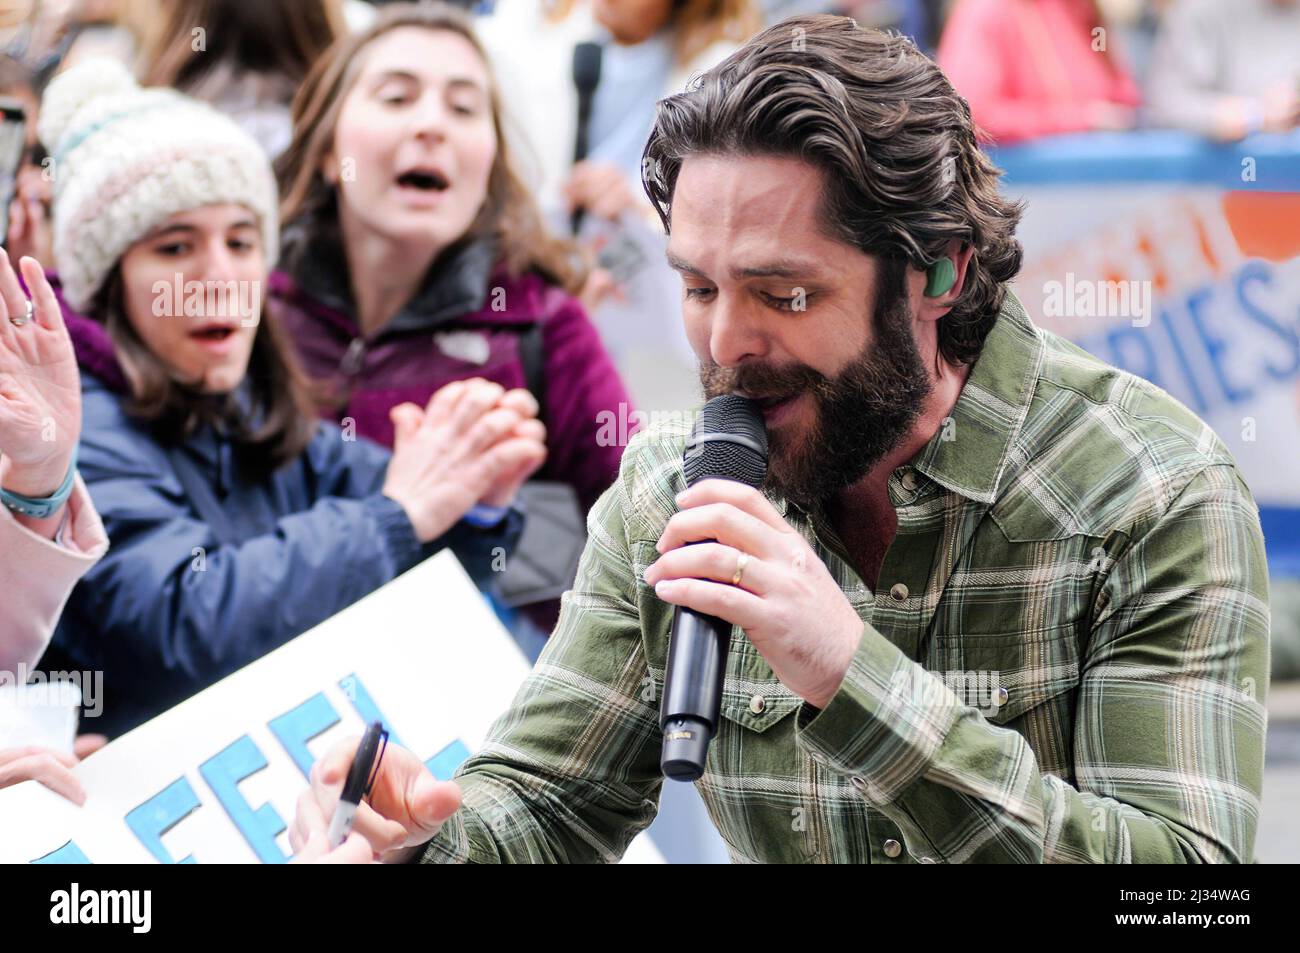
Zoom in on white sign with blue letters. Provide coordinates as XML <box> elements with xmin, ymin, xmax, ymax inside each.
<box><xmin>0</xmin><ymin>551</ymin><xmax>665</xmax><ymax>864</ymax></box>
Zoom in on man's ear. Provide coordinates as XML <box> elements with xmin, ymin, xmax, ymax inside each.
<box><xmin>916</xmin><ymin>241</ymin><xmax>975</xmax><ymax>322</ymax></box>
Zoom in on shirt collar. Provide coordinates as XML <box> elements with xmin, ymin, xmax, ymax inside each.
<box><xmin>728</xmin><ymin>290</ymin><xmax>1043</xmax><ymax>527</ymax></box>
<box><xmin>908</xmin><ymin>290</ymin><xmax>1043</xmax><ymax>505</ymax></box>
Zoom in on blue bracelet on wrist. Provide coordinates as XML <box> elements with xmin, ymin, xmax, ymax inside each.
<box><xmin>0</xmin><ymin>446</ymin><xmax>79</xmax><ymax>519</ymax></box>
<box><xmin>462</xmin><ymin>502</ymin><xmax>510</xmax><ymax>529</ymax></box>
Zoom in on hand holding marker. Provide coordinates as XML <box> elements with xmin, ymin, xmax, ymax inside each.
<box><xmin>327</xmin><ymin>721</ymin><xmax>388</xmax><ymax>849</ymax></box>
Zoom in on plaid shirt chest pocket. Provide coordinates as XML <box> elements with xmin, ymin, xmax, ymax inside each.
<box><xmin>932</xmin><ymin>624</ymin><xmax>1083</xmax><ymax>781</ymax></box>
<box><xmin>919</xmin><ymin>520</ymin><xmax>1102</xmax><ymax>780</ymax></box>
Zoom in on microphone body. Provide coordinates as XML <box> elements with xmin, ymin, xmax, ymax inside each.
<box><xmin>660</xmin><ymin>395</ymin><xmax>768</xmax><ymax>781</ymax></box>
<box><xmin>661</xmin><ymin>608</ymin><xmax>734</xmax><ymax>780</ymax></box>
<box><xmin>570</xmin><ymin>40</ymin><xmax>602</xmax><ymax>236</ymax></box>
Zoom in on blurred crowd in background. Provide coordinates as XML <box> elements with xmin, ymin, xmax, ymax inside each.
<box><xmin>4</xmin><ymin>0</ymin><xmax>1297</xmax><ymax>396</ymax></box>
<box><xmin>10</xmin><ymin>0</ymin><xmax>1298</xmax><ymax>153</ymax></box>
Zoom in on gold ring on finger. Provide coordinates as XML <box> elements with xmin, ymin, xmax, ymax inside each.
<box><xmin>731</xmin><ymin>550</ymin><xmax>750</xmax><ymax>587</ymax></box>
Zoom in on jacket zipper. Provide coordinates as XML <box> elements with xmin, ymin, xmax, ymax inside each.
<box><xmin>340</xmin><ymin>336</ymin><xmax>367</xmax><ymax>378</ymax></box>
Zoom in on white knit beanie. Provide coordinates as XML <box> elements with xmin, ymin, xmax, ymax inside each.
<box><xmin>39</xmin><ymin>59</ymin><xmax>280</xmax><ymax>312</ymax></box>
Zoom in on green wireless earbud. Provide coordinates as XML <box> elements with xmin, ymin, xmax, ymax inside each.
<box><xmin>924</xmin><ymin>258</ymin><xmax>957</xmax><ymax>297</ymax></box>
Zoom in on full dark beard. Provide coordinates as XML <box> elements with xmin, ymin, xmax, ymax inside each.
<box><xmin>698</xmin><ymin>264</ymin><xmax>933</xmax><ymax>516</ymax></box>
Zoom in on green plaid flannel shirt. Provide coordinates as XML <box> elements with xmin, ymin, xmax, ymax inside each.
<box><xmin>422</xmin><ymin>291</ymin><xmax>1270</xmax><ymax>864</ymax></box>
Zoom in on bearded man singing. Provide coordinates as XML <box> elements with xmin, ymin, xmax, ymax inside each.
<box><xmin>294</xmin><ymin>14</ymin><xmax>1269</xmax><ymax>864</ymax></box>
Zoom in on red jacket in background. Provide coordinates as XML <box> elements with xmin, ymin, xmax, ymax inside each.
<box><xmin>938</xmin><ymin>0</ymin><xmax>1141</xmax><ymax>144</ymax></box>
<box><xmin>268</xmin><ymin>232</ymin><xmax>634</xmax><ymax>515</ymax></box>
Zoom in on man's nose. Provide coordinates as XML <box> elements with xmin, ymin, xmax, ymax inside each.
<box><xmin>708</xmin><ymin>294</ymin><xmax>768</xmax><ymax>368</ymax></box>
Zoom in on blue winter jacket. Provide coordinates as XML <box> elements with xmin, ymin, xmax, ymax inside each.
<box><xmin>46</xmin><ymin>305</ymin><xmax>520</xmax><ymax>738</ymax></box>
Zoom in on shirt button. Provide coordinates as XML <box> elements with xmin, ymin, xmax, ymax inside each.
<box><xmin>850</xmin><ymin>776</ymin><xmax>868</xmax><ymax>794</ymax></box>
<box><xmin>994</xmin><ymin>687</ymin><xmax>1009</xmax><ymax>707</ymax></box>
<box><xmin>900</xmin><ymin>470</ymin><xmax>919</xmax><ymax>492</ymax></box>
<box><xmin>883</xmin><ymin>838</ymin><xmax>904</xmax><ymax>859</ymax></box>
<box><xmin>749</xmin><ymin>694</ymin><xmax>766</xmax><ymax>715</ymax></box>
<box><xmin>889</xmin><ymin>583</ymin><xmax>909</xmax><ymax>602</ymax></box>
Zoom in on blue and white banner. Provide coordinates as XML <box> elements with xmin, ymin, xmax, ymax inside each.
<box><xmin>999</xmin><ymin>132</ymin><xmax>1300</xmax><ymax>575</ymax></box>
<box><xmin>0</xmin><ymin>551</ymin><xmax>664</xmax><ymax>864</ymax></box>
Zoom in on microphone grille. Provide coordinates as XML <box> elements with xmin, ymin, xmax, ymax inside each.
<box><xmin>572</xmin><ymin>41</ymin><xmax>602</xmax><ymax>91</ymax></box>
<box><xmin>683</xmin><ymin>395</ymin><xmax>769</xmax><ymax>490</ymax></box>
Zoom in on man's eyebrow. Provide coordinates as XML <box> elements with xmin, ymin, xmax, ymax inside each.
<box><xmin>731</xmin><ymin>259</ymin><xmax>823</xmax><ymax>280</ymax></box>
<box><xmin>666</xmin><ymin>252</ymin><xmax>705</xmax><ymax>277</ymax></box>
<box><xmin>666</xmin><ymin>252</ymin><xmax>826</xmax><ymax>281</ymax></box>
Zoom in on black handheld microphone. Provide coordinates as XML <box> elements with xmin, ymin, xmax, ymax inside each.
<box><xmin>570</xmin><ymin>40</ymin><xmax>602</xmax><ymax>236</ymax></box>
<box><xmin>660</xmin><ymin>395</ymin><xmax>768</xmax><ymax>781</ymax></box>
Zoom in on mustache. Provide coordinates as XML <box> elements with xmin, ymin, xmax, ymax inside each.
<box><xmin>699</xmin><ymin>359</ymin><xmax>828</xmax><ymax>401</ymax></box>
<box><xmin>698</xmin><ymin>348</ymin><xmax>913</xmax><ymax>412</ymax></box>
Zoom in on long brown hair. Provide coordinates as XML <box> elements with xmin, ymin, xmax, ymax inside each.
<box><xmin>277</xmin><ymin>1</ymin><xmax>581</xmax><ymax>293</ymax></box>
<box><xmin>643</xmin><ymin>14</ymin><xmax>1025</xmax><ymax>367</ymax></box>
<box><xmin>139</xmin><ymin>0</ymin><xmax>345</xmax><ymax>90</ymax></box>
<box><xmin>96</xmin><ymin>267</ymin><xmax>318</xmax><ymax>471</ymax></box>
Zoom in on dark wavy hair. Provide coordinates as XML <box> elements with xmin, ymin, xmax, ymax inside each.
<box><xmin>642</xmin><ymin>14</ymin><xmax>1024</xmax><ymax>366</ymax></box>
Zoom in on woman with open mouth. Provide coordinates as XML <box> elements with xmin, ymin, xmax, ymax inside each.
<box><xmin>272</xmin><ymin>3</ymin><xmax>634</xmax><ymax>643</ymax></box>
<box><xmin>34</xmin><ymin>58</ymin><xmax>546</xmax><ymax>739</ymax></box>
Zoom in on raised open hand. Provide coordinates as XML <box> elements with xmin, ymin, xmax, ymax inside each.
<box><xmin>0</xmin><ymin>255</ymin><xmax>80</xmax><ymax>497</ymax></box>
